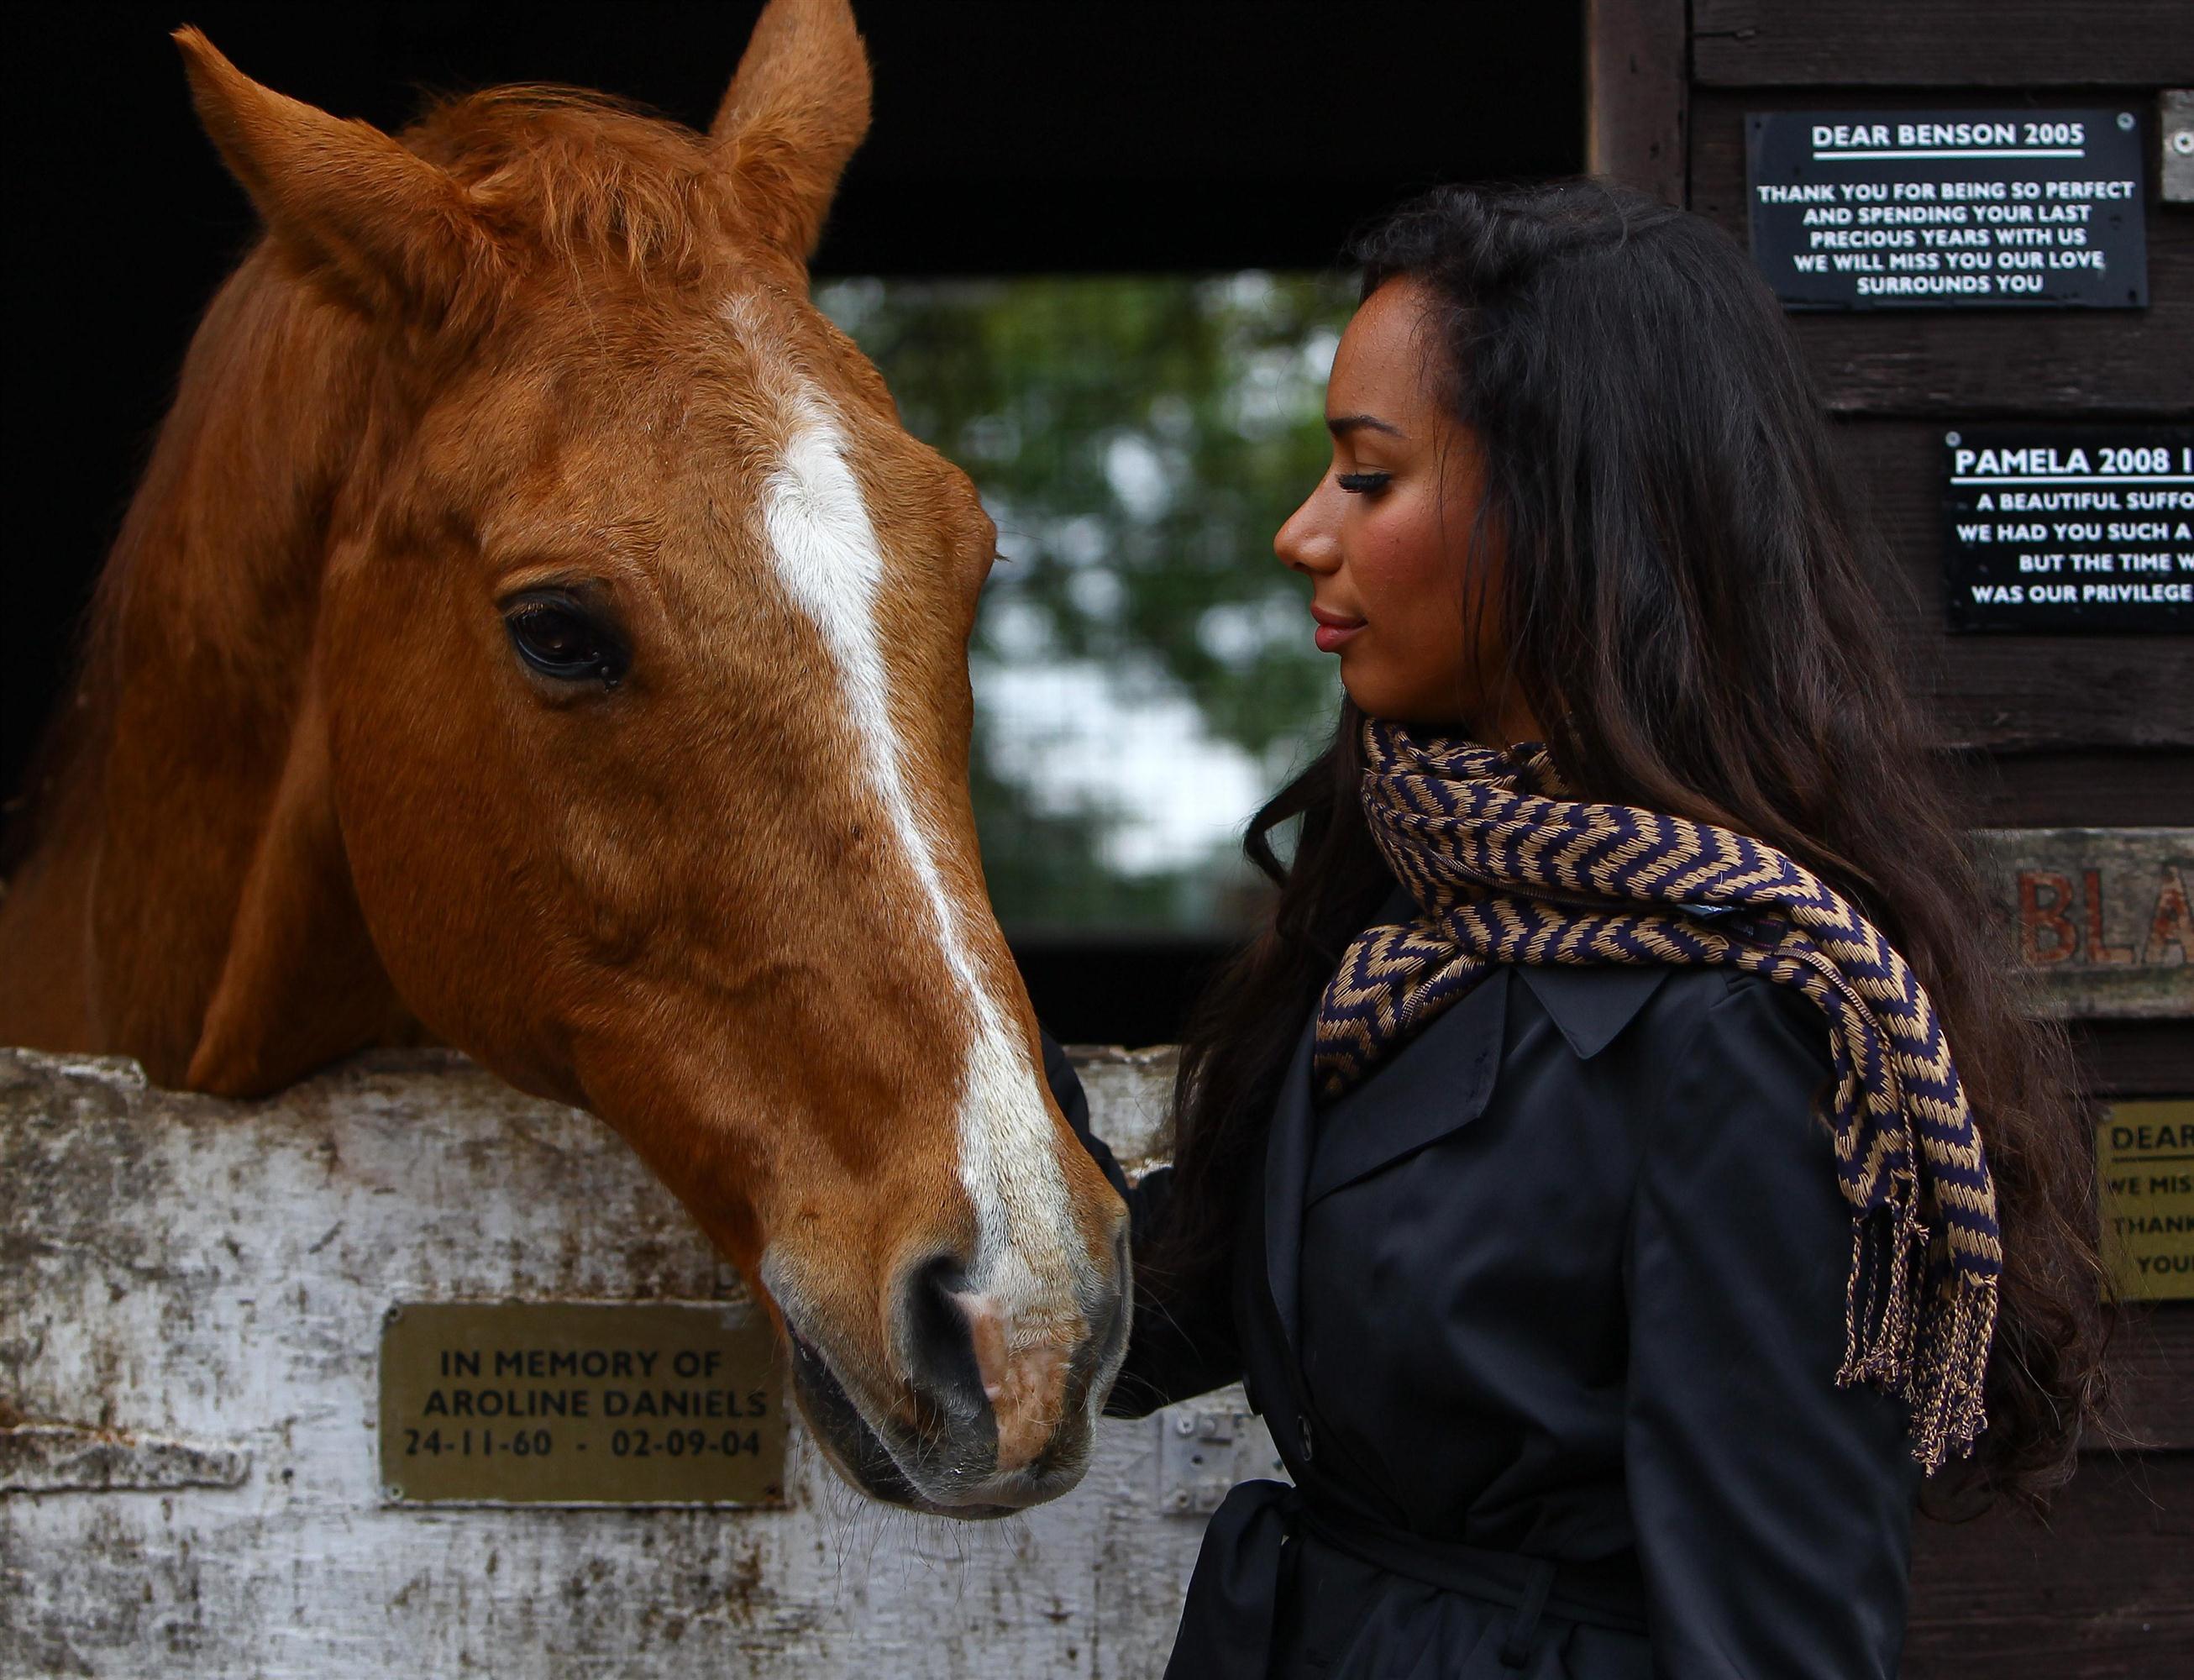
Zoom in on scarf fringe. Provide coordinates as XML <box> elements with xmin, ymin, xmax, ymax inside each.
<box><xmin>1840</xmin><ymin>1199</ymin><xmax>1997</xmax><ymax>1471</ymax></box>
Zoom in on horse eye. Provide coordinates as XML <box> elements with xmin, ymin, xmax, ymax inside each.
<box><xmin>501</xmin><ymin>592</ymin><xmax>629</xmax><ymax>688</ymax></box>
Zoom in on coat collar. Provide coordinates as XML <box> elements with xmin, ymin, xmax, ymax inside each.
<box><xmin>1366</xmin><ymin>876</ymin><xmax>1672</xmax><ymax>1063</ymax></box>
<box><xmin>1515</xmin><ymin>963</ymin><xmax>1672</xmax><ymax>1060</ymax></box>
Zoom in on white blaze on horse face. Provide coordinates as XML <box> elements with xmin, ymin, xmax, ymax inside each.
<box><xmin>759</xmin><ymin>391</ymin><xmax>1084</xmax><ymax>1358</ymax></box>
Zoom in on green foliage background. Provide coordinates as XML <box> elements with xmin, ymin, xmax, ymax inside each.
<box><xmin>817</xmin><ymin>274</ymin><xmax>1352</xmax><ymax>932</ymax></box>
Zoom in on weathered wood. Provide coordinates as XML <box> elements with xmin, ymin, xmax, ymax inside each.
<box><xmin>0</xmin><ymin>1047</ymin><xmax>1252</xmax><ymax>1679</ymax></box>
<box><xmin>1689</xmin><ymin>91</ymin><xmax>2194</xmax><ymax>415</ymax></box>
<box><xmin>2165</xmin><ymin>91</ymin><xmax>2194</xmax><ymax>203</ymax></box>
<box><xmin>1905</xmin><ymin>1452</ymin><xmax>2194</xmax><ymax>1677</ymax></box>
<box><xmin>1972</xmin><ymin>829</ymin><xmax>2194</xmax><ymax>1016</ymax></box>
<box><xmin>1694</xmin><ymin>1</ymin><xmax>2194</xmax><ymax>87</ymax></box>
<box><xmin>1587</xmin><ymin>0</ymin><xmax>1689</xmax><ymax>206</ymax></box>
<box><xmin>0</xmin><ymin>1422</ymin><xmax>251</xmax><ymax>1494</ymax></box>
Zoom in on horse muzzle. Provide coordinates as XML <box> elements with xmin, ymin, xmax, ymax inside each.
<box><xmin>770</xmin><ymin>1229</ymin><xmax>1130</xmax><ymax>1517</ymax></box>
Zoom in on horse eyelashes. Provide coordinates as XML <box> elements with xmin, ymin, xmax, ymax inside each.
<box><xmin>502</xmin><ymin>593</ymin><xmax>630</xmax><ymax>689</ymax></box>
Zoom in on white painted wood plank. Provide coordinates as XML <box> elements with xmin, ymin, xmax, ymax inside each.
<box><xmin>1</xmin><ymin>1047</ymin><xmax>1269</xmax><ymax>1678</ymax></box>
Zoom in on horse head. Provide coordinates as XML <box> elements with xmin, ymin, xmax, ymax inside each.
<box><xmin>135</xmin><ymin>1</ymin><xmax>1127</xmax><ymax>1515</ymax></box>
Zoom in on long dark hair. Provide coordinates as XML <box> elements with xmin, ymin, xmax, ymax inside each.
<box><xmin>1155</xmin><ymin>181</ymin><xmax>2107</xmax><ymax>1512</ymax></box>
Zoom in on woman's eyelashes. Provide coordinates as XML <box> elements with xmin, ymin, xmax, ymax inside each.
<box><xmin>1336</xmin><ymin>470</ymin><xmax>1391</xmax><ymax>495</ymax></box>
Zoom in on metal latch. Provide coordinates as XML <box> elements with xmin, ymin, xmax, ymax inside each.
<box><xmin>1154</xmin><ymin>1399</ymin><xmax>1288</xmax><ymax>1516</ymax></box>
<box><xmin>2165</xmin><ymin>92</ymin><xmax>2193</xmax><ymax>204</ymax></box>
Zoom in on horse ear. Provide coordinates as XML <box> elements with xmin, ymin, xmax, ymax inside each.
<box><xmin>710</xmin><ymin>0</ymin><xmax>872</xmax><ymax>264</ymax></box>
<box><xmin>186</xmin><ymin>671</ymin><xmax>410</xmax><ymax>1098</ymax></box>
<box><xmin>174</xmin><ymin>28</ymin><xmax>493</xmax><ymax>321</ymax></box>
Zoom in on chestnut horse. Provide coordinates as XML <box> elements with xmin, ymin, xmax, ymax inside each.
<box><xmin>0</xmin><ymin>0</ymin><xmax>1126</xmax><ymax>1518</ymax></box>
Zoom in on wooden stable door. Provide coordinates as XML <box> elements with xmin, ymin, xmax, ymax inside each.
<box><xmin>1590</xmin><ymin>4</ymin><xmax>2194</xmax><ymax>1674</ymax></box>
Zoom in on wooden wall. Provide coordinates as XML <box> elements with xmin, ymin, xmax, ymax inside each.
<box><xmin>1590</xmin><ymin>3</ymin><xmax>2192</xmax><ymax>1673</ymax></box>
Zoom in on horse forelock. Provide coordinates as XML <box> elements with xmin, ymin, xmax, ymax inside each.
<box><xmin>401</xmin><ymin>86</ymin><xmax>756</xmax><ymax>295</ymax></box>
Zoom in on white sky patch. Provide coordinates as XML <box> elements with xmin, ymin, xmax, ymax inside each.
<box><xmin>1102</xmin><ymin>433</ymin><xmax>1172</xmax><ymax>522</ymax></box>
<box><xmin>761</xmin><ymin>393</ymin><xmax>1078</xmax><ymax>1330</ymax></box>
<box><xmin>976</xmin><ymin>658</ymin><xmax>1278</xmax><ymax>875</ymax></box>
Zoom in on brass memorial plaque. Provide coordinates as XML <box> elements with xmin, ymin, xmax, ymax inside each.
<box><xmin>379</xmin><ymin>1301</ymin><xmax>788</xmax><ymax>1506</ymax></box>
<box><xmin>2098</xmin><ymin>1100</ymin><xmax>2194</xmax><ymax>1303</ymax></box>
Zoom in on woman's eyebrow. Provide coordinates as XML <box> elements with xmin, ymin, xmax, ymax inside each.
<box><xmin>1326</xmin><ymin>412</ymin><xmax>1404</xmax><ymax>439</ymax></box>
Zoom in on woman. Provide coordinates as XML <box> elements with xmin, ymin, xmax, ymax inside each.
<box><xmin>1047</xmin><ymin>183</ymin><xmax>2107</xmax><ymax>1678</ymax></box>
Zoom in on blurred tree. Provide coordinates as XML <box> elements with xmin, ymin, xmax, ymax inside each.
<box><xmin>818</xmin><ymin>273</ymin><xmax>1352</xmax><ymax>933</ymax></box>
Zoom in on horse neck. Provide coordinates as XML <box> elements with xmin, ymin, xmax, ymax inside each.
<box><xmin>7</xmin><ymin>251</ymin><xmax>388</xmax><ymax>1079</ymax></box>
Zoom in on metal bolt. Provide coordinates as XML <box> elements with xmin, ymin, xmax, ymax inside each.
<box><xmin>1173</xmin><ymin>1415</ymin><xmax>1197</xmax><ymax>1436</ymax></box>
<box><xmin>384</xmin><ymin>1483</ymin><xmax>405</xmax><ymax>1501</ymax></box>
<box><xmin>1162</xmin><ymin>1488</ymin><xmax>1191</xmax><ymax>1513</ymax></box>
<box><xmin>2173</xmin><ymin>130</ymin><xmax>2194</xmax><ymax>157</ymax></box>
<box><xmin>384</xmin><ymin>1305</ymin><xmax>403</xmax><ymax>1325</ymax></box>
<box><xmin>2118</xmin><ymin>113</ymin><xmax>2135</xmax><ymax>131</ymax></box>
<box><xmin>1945</xmin><ymin>432</ymin><xmax>1961</xmax><ymax>448</ymax></box>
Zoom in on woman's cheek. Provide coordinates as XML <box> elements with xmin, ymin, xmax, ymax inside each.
<box><xmin>1333</xmin><ymin>496</ymin><xmax>1467</xmax><ymax>717</ymax></box>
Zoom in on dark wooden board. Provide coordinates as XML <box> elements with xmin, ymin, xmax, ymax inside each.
<box><xmin>1805</xmin><ymin>420</ymin><xmax>2194</xmax><ymax>754</ymax></box>
<box><xmin>2097</xmin><ymin>1304</ymin><xmax>2194</xmax><ymax>1451</ymax></box>
<box><xmin>1587</xmin><ymin>0</ymin><xmax>1688</xmax><ymax>207</ymax></box>
<box><xmin>1689</xmin><ymin>91</ymin><xmax>2194</xmax><ymax>417</ymax></box>
<box><xmin>1695</xmin><ymin>1</ymin><xmax>2194</xmax><ymax>89</ymax></box>
<box><xmin>2069</xmin><ymin>1018</ymin><xmax>2194</xmax><ymax>1099</ymax></box>
<box><xmin>1905</xmin><ymin>639</ymin><xmax>2194</xmax><ymax>752</ymax></box>
<box><xmin>1950</xmin><ymin>751</ymin><xmax>2194</xmax><ymax>828</ymax></box>
<box><xmin>1905</xmin><ymin>1450</ymin><xmax>2194</xmax><ymax>1677</ymax></box>
<box><xmin>1665</xmin><ymin>14</ymin><xmax>2194</xmax><ymax>1675</ymax></box>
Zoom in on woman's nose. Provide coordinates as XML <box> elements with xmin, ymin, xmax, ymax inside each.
<box><xmin>1274</xmin><ymin>485</ymin><xmax>1341</xmax><ymax>575</ymax></box>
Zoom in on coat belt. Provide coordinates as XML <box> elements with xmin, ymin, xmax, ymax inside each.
<box><xmin>1163</xmin><ymin>1479</ymin><xmax>1649</xmax><ymax>1679</ymax></box>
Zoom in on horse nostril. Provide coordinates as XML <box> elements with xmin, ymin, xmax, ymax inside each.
<box><xmin>895</xmin><ymin>1254</ymin><xmax>991</xmax><ymax>1429</ymax></box>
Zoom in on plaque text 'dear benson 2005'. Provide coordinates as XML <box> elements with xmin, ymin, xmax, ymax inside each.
<box><xmin>378</xmin><ymin>1301</ymin><xmax>788</xmax><ymax>1507</ymax></box>
<box><xmin>1746</xmin><ymin>108</ymin><xmax>2149</xmax><ymax>310</ymax></box>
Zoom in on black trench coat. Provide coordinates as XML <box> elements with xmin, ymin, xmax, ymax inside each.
<box><xmin>1047</xmin><ymin>927</ymin><xmax>1916</xmax><ymax>1679</ymax></box>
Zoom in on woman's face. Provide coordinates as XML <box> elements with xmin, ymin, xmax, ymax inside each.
<box><xmin>1275</xmin><ymin>277</ymin><xmax>1535</xmax><ymax>741</ymax></box>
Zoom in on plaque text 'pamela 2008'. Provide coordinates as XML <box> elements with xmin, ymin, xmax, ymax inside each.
<box><xmin>1746</xmin><ymin>109</ymin><xmax>2148</xmax><ymax>310</ymax></box>
<box><xmin>379</xmin><ymin>1301</ymin><xmax>787</xmax><ymax>1506</ymax></box>
<box><xmin>1944</xmin><ymin>424</ymin><xmax>2194</xmax><ymax>632</ymax></box>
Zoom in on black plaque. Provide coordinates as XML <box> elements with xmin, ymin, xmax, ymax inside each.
<box><xmin>1747</xmin><ymin>109</ymin><xmax>2149</xmax><ymax>309</ymax></box>
<box><xmin>1943</xmin><ymin>425</ymin><xmax>2194</xmax><ymax>633</ymax></box>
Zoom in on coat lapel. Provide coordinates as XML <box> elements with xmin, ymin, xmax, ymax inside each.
<box><xmin>1261</xmin><ymin>963</ymin><xmax>1512</xmax><ymax>1356</ymax></box>
<box><xmin>1303</xmin><ymin>966</ymin><xmax>1509</xmax><ymax>1205</ymax></box>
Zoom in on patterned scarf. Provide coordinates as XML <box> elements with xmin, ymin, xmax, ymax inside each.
<box><xmin>1315</xmin><ymin>718</ymin><xmax>2002</xmax><ymax>1472</ymax></box>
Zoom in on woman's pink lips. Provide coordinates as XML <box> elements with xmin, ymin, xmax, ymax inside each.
<box><xmin>1310</xmin><ymin>606</ymin><xmax>1366</xmax><ymax>653</ymax></box>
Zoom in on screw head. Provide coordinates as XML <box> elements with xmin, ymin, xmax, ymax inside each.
<box><xmin>384</xmin><ymin>1483</ymin><xmax>405</xmax><ymax>1501</ymax></box>
<box><xmin>1945</xmin><ymin>432</ymin><xmax>1961</xmax><ymax>447</ymax></box>
<box><xmin>2172</xmin><ymin>130</ymin><xmax>2194</xmax><ymax>157</ymax></box>
<box><xmin>2118</xmin><ymin>112</ymin><xmax>2135</xmax><ymax>131</ymax></box>
<box><xmin>1173</xmin><ymin>1415</ymin><xmax>1197</xmax><ymax>1436</ymax></box>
